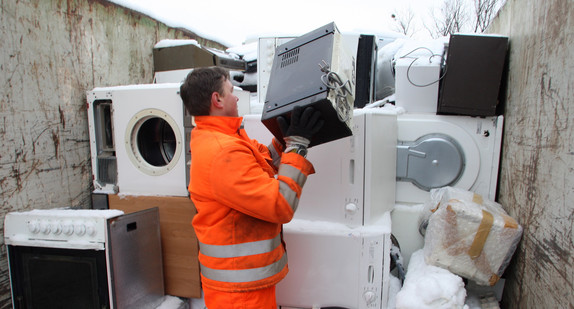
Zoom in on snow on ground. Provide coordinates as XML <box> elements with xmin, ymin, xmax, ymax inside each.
<box><xmin>395</xmin><ymin>250</ymin><xmax>468</xmax><ymax>309</ymax></box>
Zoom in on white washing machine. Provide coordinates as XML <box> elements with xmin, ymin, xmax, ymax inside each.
<box><xmin>395</xmin><ymin>113</ymin><xmax>504</xmax><ymax>204</ymax></box>
<box><xmin>87</xmin><ymin>83</ymin><xmax>190</xmax><ymax>197</ymax></box>
<box><xmin>392</xmin><ymin>113</ymin><xmax>504</xmax><ymax>268</ymax></box>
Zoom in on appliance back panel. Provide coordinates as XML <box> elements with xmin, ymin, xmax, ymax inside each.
<box><xmin>153</xmin><ymin>44</ymin><xmax>246</xmax><ymax>72</ymax></box>
<box><xmin>438</xmin><ymin>34</ymin><xmax>509</xmax><ymax>116</ymax></box>
<box><xmin>354</xmin><ymin>35</ymin><xmax>377</xmax><ymax>108</ymax></box>
<box><xmin>264</xmin><ymin>33</ymin><xmax>334</xmax><ymax>113</ymax></box>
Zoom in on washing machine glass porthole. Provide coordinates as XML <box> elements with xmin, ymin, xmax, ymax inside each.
<box><xmin>125</xmin><ymin>109</ymin><xmax>182</xmax><ymax>176</ymax></box>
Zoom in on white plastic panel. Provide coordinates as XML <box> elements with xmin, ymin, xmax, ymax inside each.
<box><xmin>394</xmin><ymin>58</ymin><xmax>441</xmax><ymax>114</ymax></box>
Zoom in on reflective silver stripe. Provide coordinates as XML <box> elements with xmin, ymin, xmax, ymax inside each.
<box><xmin>278</xmin><ymin>164</ymin><xmax>307</xmax><ymax>187</ymax></box>
<box><xmin>200</xmin><ymin>253</ymin><xmax>288</xmax><ymax>283</ymax></box>
<box><xmin>279</xmin><ymin>181</ymin><xmax>300</xmax><ymax>212</ymax></box>
<box><xmin>199</xmin><ymin>234</ymin><xmax>282</xmax><ymax>259</ymax></box>
<box><xmin>267</xmin><ymin>142</ymin><xmax>281</xmax><ymax>168</ymax></box>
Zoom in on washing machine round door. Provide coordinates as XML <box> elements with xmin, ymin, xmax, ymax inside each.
<box><xmin>396</xmin><ymin>134</ymin><xmax>465</xmax><ymax>191</ymax></box>
<box><xmin>125</xmin><ymin>108</ymin><xmax>183</xmax><ymax>176</ymax></box>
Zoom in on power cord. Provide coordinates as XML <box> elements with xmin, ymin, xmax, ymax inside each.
<box><xmin>318</xmin><ymin>60</ymin><xmax>353</xmax><ymax>123</ymax></box>
<box><xmin>397</xmin><ymin>47</ymin><xmax>447</xmax><ymax>88</ymax></box>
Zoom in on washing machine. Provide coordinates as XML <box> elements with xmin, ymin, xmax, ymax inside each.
<box><xmin>395</xmin><ymin>113</ymin><xmax>504</xmax><ymax>204</ymax></box>
<box><xmin>87</xmin><ymin>83</ymin><xmax>190</xmax><ymax>197</ymax></box>
<box><xmin>392</xmin><ymin>113</ymin><xmax>504</xmax><ymax>268</ymax></box>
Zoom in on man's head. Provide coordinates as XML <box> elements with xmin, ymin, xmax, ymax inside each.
<box><xmin>180</xmin><ymin>66</ymin><xmax>239</xmax><ymax>117</ymax></box>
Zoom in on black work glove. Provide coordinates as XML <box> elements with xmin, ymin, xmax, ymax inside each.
<box><xmin>277</xmin><ymin>106</ymin><xmax>324</xmax><ymax>140</ymax></box>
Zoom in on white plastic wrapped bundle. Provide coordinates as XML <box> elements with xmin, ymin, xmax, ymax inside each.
<box><xmin>423</xmin><ymin>187</ymin><xmax>523</xmax><ymax>286</ymax></box>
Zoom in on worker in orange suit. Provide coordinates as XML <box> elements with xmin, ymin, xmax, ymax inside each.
<box><xmin>180</xmin><ymin>67</ymin><xmax>323</xmax><ymax>308</ymax></box>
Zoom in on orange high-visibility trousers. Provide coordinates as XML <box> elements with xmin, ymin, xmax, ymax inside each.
<box><xmin>203</xmin><ymin>286</ymin><xmax>277</xmax><ymax>309</ymax></box>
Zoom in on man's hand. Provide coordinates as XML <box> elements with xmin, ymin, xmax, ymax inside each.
<box><xmin>277</xmin><ymin>106</ymin><xmax>324</xmax><ymax>140</ymax></box>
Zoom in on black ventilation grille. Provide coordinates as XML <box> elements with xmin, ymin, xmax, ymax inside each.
<box><xmin>280</xmin><ymin>48</ymin><xmax>300</xmax><ymax>68</ymax></box>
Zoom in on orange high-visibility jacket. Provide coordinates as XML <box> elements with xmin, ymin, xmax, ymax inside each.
<box><xmin>189</xmin><ymin>116</ymin><xmax>315</xmax><ymax>293</ymax></box>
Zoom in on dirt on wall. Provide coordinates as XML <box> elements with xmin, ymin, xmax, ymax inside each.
<box><xmin>487</xmin><ymin>0</ymin><xmax>574</xmax><ymax>308</ymax></box>
<box><xmin>0</xmin><ymin>0</ymin><xmax>225</xmax><ymax>307</ymax></box>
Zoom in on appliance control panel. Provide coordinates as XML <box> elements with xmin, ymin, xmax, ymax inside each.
<box><xmin>4</xmin><ymin>209</ymin><xmax>123</xmax><ymax>250</ymax></box>
<box><xmin>359</xmin><ymin>232</ymin><xmax>391</xmax><ymax>309</ymax></box>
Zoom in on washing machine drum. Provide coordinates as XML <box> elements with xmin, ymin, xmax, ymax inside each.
<box><xmin>396</xmin><ymin>134</ymin><xmax>465</xmax><ymax>191</ymax></box>
<box><xmin>136</xmin><ymin>118</ymin><xmax>176</xmax><ymax>166</ymax></box>
<box><xmin>125</xmin><ymin>109</ymin><xmax>183</xmax><ymax>176</ymax></box>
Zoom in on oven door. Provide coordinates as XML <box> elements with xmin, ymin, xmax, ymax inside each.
<box><xmin>7</xmin><ymin>246</ymin><xmax>110</xmax><ymax>309</ymax></box>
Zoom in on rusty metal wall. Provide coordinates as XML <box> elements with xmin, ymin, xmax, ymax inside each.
<box><xmin>488</xmin><ymin>0</ymin><xmax>574</xmax><ymax>308</ymax></box>
<box><xmin>0</xmin><ymin>0</ymin><xmax>224</xmax><ymax>306</ymax></box>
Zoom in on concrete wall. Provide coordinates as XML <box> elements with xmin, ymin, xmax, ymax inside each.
<box><xmin>0</xmin><ymin>0</ymin><xmax>224</xmax><ymax>307</ymax></box>
<box><xmin>487</xmin><ymin>0</ymin><xmax>574</xmax><ymax>308</ymax></box>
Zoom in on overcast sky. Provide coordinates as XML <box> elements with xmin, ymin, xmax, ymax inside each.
<box><xmin>108</xmin><ymin>0</ymin><xmax>448</xmax><ymax>47</ymax></box>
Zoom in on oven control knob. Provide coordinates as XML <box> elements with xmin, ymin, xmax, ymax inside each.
<box><xmin>27</xmin><ymin>220</ymin><xmax>40</xmax><ymax>234</ymax></box>
<box><xmin>74</xmin><ymin>223</ymin><xmax>86</xmax><ymax>236</ymax></box>
<box><xmin>52</xmin><ymin>222</ymin><xmax>62</xmax><ymax>235</ymax></box>
<box><xmin>62</xmin><ymin>221</ymin><xmax>74</xmax><ymax>235</ymax></box>
<box><xmin>85</xmin><ymin>222</ymin><xmax>96</xmax><ymax>236</ymax></box>
<box><xmin>363</xmin><ymin>291</ymin><xmax>377</xmax><ymax>305</ymax></box>
<box><xmin>345</xmin><ymin>203</ymin><xmax>358</xmax><ymax>215</ymax></box>
<box><xmin>39</xmin><ymin>221</ymin><xmax>51</xmax><ymax>234</ymax></box>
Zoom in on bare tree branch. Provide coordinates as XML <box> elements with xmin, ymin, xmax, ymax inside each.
<box><xmin>473</xmin><ymin>0</ymin><xmax>499</xmax><ymax>32</ymax></box>
<box><xmin>426</xmin><ymin>0</ymin><xmax>469</xmax><ymax>38</ymax></box>
<box><xmin>391</xmin><ymin>7</ymin><xmax>416</xmax><ymax>37</ymax></box>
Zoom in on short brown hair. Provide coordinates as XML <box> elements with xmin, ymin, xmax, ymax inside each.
<box><xmin>180</xmin><ymin>67</ymin><xmax>230</xmax><ymax>116</ymax></box>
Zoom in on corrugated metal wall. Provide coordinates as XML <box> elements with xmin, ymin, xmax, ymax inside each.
<box><xmin>0</xmin><ymin>0</ymin><xmax>224</xmax><ymax>307</ymax></box>
<box><xmin>488</xmin><ymin>0</ymin><xmax>574</xmax><ymax>308</ymax></box>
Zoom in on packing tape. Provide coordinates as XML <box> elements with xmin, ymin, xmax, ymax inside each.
<box><xmin>472</xmin><ymin>193</ymin><xmax>484</xmax><ymax>205</ymax></box>
<box><xmin>468</xmin><ymin>209</ymin><xmax>494</xmax><ymax>259</ymax></box>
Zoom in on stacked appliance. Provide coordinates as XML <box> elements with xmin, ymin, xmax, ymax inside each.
<box><xmin>83</xmin><ymin>26</ymin><xmax>507</xmax><ymax>307</ymax></box>
<box><xmin>247</xmin><ymin>22</ymin><xmax>399</xmax><ymax>309</ymax></box>
<box><xmin>244</xmin><ymin>108</ymin><xmax>397</xmax><ymax>309</ymax></box>
<box><xmin>386</xmin><ymin>34</ymin><xmax>508</xmax><ymax>268</ymax></box>
<box><xmin>86</xmin><ymin>42</ymin><xmax>251</xmax><ymax>298</ymax></box>
<box><xmin>86</xmin><ymin>39</ymin><xmax>264</xmax><ymax>299</ymax></box>
<box><xmin>252</xmin><ymin>30</ymin><xmax>507</xmax><ymax>308</ymax></box>
<box><xmin>86</xmin><ymin>82</ymin><xmax>202</xmax><ymax>298</ymax></box>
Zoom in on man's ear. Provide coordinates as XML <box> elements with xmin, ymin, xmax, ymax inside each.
<box><xmin>211</xmin><ymin>92</ymin><xmax>223</xmax><ymax>108</ymax></box>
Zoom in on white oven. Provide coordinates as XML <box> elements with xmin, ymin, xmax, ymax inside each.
<box><xmin>4</xmin><ymin>208</ymin><xmax>165</xmax><ymax>309</ymax></box>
